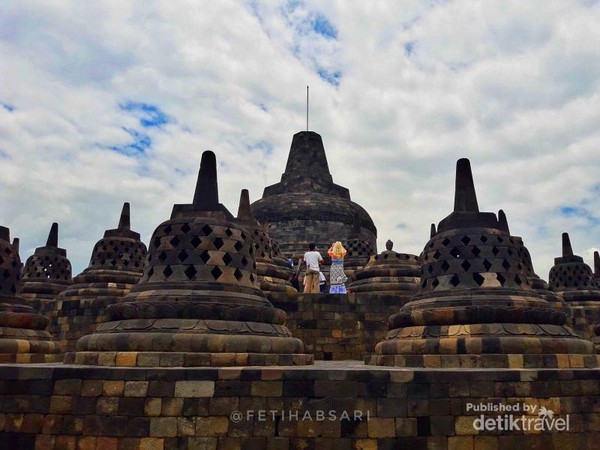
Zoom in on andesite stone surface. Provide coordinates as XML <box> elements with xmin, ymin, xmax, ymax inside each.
<box><xmin>369</xmin><ymin>158</ymin><xmax>597</xmax><ymax>368</ymax></box>
<box><xmin>51</xmin><ymin>202</ymin><xmax>147</xmax><ymax>351</ymax></box>
<box><xmin>0</xmin><ymin>225</ymin><xmax>61</xmax><ymax>362</ymax></box>
<box><xmin>251</xmin><ymin>131</ymin><xmax>377</xmax><ymax>260</ymax></box>
<box><xmin>21</xmin><ymin>222</ymin><xmax>72</xmax><ymax>305</ymax></box>
<box><xmin>236</xmin><ymin>189</ymin><xmax>296</xmax><ymax>295</ymax></box>
<box><xmin>68</xmin><ymin>151</ymin><xmax>312</xmax><ymax>367</ymax></box>
<box><xmin>349</xmin><ymin>239</ymin><xmax>420</xmax><ymax>296</ymax></box>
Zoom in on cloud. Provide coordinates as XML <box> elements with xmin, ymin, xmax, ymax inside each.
<box><xmin>1</xmin><ymin>0</ymin><xmax>600</xmax><ymax>284</ymax></box>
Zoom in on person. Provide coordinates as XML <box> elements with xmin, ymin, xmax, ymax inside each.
<box><xmin>328</xmin><ymin>241</ymin><xmax>348</xmax><ymax>294</ymax></box>
<box><xmin>290</xmin><ymin>271</ymin><xmax>300</xmax><ymax>291</ymax></box>
<box><xmin>319</xmin><ymin>271</ymin><xmax>327</xmax><ymax>293</ymax></box>
<box><xmin>302</xmin><ymin>243</ymin><xmax>323</xmax><ymax>293</ymax></box>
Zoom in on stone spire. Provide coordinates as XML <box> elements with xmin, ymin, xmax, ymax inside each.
<box><xmin>53</xmin><ymin>203</ymin><xmax>147</xmax><ymax>351</ymax></box>
<box><xmin>236</xmin><ymin>189</ymin><xmax>296</xmax><ymax>295</ymax></box>
<box><xmin>118</xmin><ymin>202</ymin><xmax>130</xmax><ymax>230</ymax></box>
<box><xmin>280</xmin><ymin>131</ymin><xmax>333</xmax><ymax>189</ymax></box>
<box><xmin>173</xmin><ymin>151</ymin><xmax>232</xmax><ymax>219</ymax></box>
<box><xmin>453</xmin><ymin>158</ymin><xmax>479</xmax><ymax>212</ymax></box>
<box><xmin>595</xmin><ymin>251</ymin><xmax>600</xmax><ymax>280</ymax></box>
<box><xmin>21</xmin><ymin>222</ymin><xmax>72</xmax><ymax>306</ymax></box>
<box><xmin>46</xmin><ymin>222</ymin><xmax>58</xmax><ymax>247</ymax></box>
<box><xmin>71</xmin><ymin>151</ymin><xmax>311</xmax><ymax>367</ymax></box>
<box><xmin>0</xmin><ymin>226</ymin><xmax>61</xmax><ymax>363</ymax></box>
<box><xmin>369</xmin><ymin>158</ymin><xmax>596</xmax><ymax>369</ymax></box>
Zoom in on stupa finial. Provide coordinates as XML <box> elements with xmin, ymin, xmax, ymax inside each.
<box><xmin>453</xmin><ymin>158</ymin><xmax>479</xmax><ymax>213</ymax></box>
<box><xmin>192</xmin><ymin>151</ymin><xmax>219</xmax><ymax>209</ymax></box>
<box><xmin>0</xmin><ymin>226</ymin><xmax>10</xmax><ymax>243</ymax></box>
<box><xmin>562</xmin><ymin>232</ymin><xmax>574</xmax><ymax>257</ymax></box>
<box><xmin>46</xmin><ymin>223</ymin><xmax>58</xmax><ymax>248</ymax></box>
<box><xmin>237</xmin><ymin>189</ymin><xmax>254</xmax><ymax>220</ymax></box>
<box><xmin>118</xmin><ymin>203</ymin><xmax>131</xmax><ymax>230</ymax></box>
<box><xmin>498</xmin><ymin>210</ymin><xmax>510</xmax><ymax>233</ymax></box>
<box><xmin>12</xmin><ymin>237</ymin><xmax>19</xmax><ymax>254</ymax></box>
<box><xmin>595</xmin><ymin>251</ymin><xmax>600</xmax><ymax>277</ymax></box>
<box><xmin>430</xmin><ymin>223</ymin><xmax>437</xmax><ymax>238</ymax></box>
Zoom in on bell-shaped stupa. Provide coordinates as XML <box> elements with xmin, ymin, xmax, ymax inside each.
<box><xmin>344</xmin><ymin>216</ymin><xmax>375</xmax><ymax>280</ymax></box>
<box><xmin>251</xmin><ymin>131</ymin><xmax>377</xmax><ymax>259</ymax></box>
<box><xmin>236</xmin><ymin>189</ymin><xmax>296</xmax><ymax>295</ymax></box>
<box><xmin>69</xmin><ymin>151</ymin><xmax>312</xmax><ymax>367</ymax></box>
<box><xmin>52</xmin><ymin>203</ymin><xmax>147</xmax><ymax>351</ymax></box>
<box><xmin>348</xmin><ymin>239</ymin><xmax>420</xmax><ymax>297</ymax></box>
<box><xmin>369</xmin><ymin>159</ymin><xmax>596</xmax><ymax>368</ymax></box>
<box><xmin>549</xmin><ymin>233</ymin><xmax>600</xmax><ymax>304</ymax></box>
<box><xmin>549</xmin><ymin>233</ymin><xmax>600</xmax><ymax>341</ymax></box>
<box><xmin>21</xmin><ymin>223</ymin><xmax>72</xmax><ymax>306</ymax></box>
<box><xmin>0</xmin><ymin>226</ymin><xmax>61</xmax><ymax>363</ymax></box>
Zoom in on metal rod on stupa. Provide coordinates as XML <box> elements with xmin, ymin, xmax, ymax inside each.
<box><xmin>118</xmin><ymin>203</ymin><xmax>131</xmax><ymax>230</ymax></box>
<box><xmin>46</xmin><ymin>223</ymin><xmax>58</xmax><ymax>248</ymax></box>
<box><xmin>453</xmin><ymin>158</ymin><xmax>479</xmax><ymax>212</ymax></box>
<box><xmin>192</xmin><ymin>151</ymin><xmax>219</xmax><ymax>209</ymax></box>
<box><xmin>595</xmin><ymin>251</ymin><xmax>600</xmax><ymax>277</ymax></box>
<box><xmin>562</xmin><ymin>232</ymin><xmax>574</xmax><ymax>257</ymax></box>
<box><xmin>237</xmin><ymin>189</ymin><xmax>253</xmax><ymax>220</ymax></box>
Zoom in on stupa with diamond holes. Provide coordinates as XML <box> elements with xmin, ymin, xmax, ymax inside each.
<box><xmin>549</xmin><ymin>234</ymin><xmax>600</xmax><ymax>341</ymax></box>
<box><xmin>251</xmin><ymin>131</ymin><xmax>377</xmax><ymax>259</ymax></box>
<box><xmin>344</xmin><ymin>217</ymin><xmax>376</xmax><ymax>281</ymax></box>
<box><xmin>69</xmin><ymin>151</ymin><xmax>312</xmax><ymax>367</ymax></box>
<box><xmin>549</xmin><ymin>233</ymin><xmax>600</xmax><ymax>304</ymax></box>
<box><xmin>236</xmin><ymin>189</ymin><xmax>296</xmax><ymax>295</ymax></box>
<box><xmin>52</xmin><ymin>203</ymin><xmax>147</xmax><ymax>351</ymax></box>
<box><xmin>348</xmin><ymin>239</ymin><xmax>420</xmax><ymax>296</ymax></box>
<box><xmin>0</xmin><ymin>226</ymin><xmax>61</xmax><ymax>363</ymax></box>
<box><xmin>369</xmin><ymin>158</ymin><xmax>596</xmax><ymax>368</ymax></box>
<box><xmin>21</xmin><ymin>223</ymin><xmax>72</xmax><ymax>305</ymax></box>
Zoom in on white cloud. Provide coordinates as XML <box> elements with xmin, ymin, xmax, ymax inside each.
<box><xmin>1</xmin><ymin>0</ymin><xmax>600</xmax><ymax>283</ymax></box>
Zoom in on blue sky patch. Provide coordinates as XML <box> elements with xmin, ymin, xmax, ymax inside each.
<box><xmin>247</xmin><ymin>140</ymin><xmax>274</xmax><ymax>156</ymax></box>
<box><xmin>311</xmin><ymin>13</ymin><xmax>337</xmax><ymax>39</ymax></box>
<box><xmin>404</xmin><ymin>42</ymin><xmax>415</xmax><ymax>57</ymax></box>
<box><xmin>317</xmin><ymin>68</ymin><xmax>342</xmax><ymax>86</ymax></box>
<box><xmin>109</xmin><ymin>127</ymin><xmax>151</xmax><ymax>156</ymax></box>
<box><xmin>559</xmin><ymin>205</ymin><xmax>600</xmax><ymax>225</ymax></box>
<box><xmin>120</xmin><ymin>102</ymin><xmax>172</xmax><ymax>128</ymax></box>
<box><xmin>1</xmin><ymin>103</ymin><xmax>15</xmax><ymax>112</ymax></box>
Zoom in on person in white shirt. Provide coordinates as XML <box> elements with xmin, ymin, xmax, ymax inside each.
<box><xmin>302</xmin><ymin>243</ymin><xmax>324</xmax><ymax>293</ymax></box>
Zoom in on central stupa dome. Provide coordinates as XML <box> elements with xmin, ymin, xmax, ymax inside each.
<box><xmin>251</xmin><ymin>131</ymin><xmax>377</xmax><ymax>258</ymax></box>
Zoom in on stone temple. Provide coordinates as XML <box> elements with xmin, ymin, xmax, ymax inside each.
<box><xmin>251</xmin><ymin>131</ymin><xmax>376</xmax><ymax>260</ymax></box>
<box><xmin>370</xmin><ymin>159</ymin><xmax>597</xmax><ymax>368</ymax></box>
<box><xmin>3</xmin><ymin>132</ymin><xmax>600</xmax><ymax>449</ymax></box>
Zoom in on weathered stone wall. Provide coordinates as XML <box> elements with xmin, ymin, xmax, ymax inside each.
<box><xmin>1</xmin><ymin>363</ymin><xmax>599</xmax><ymax>449</ymax></box>
<box><xmin>269</xmin><ymin>293</ymin><xmax>422</xmax><ymax>361</ymax></box>
<box><xmin>265</xmin><ymin>219</ymin><xmax>376</xmax><ymax>261</ymax></box>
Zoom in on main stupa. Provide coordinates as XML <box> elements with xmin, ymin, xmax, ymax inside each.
<box><xmin>251</xmin><ymin>131</ymin><xmax>377</xmax><ymax>259</ymax></box>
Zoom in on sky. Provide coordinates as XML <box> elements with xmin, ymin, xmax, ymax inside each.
<box><xmin>1</xmin><ymin>0</ymin><xmax>600</xmax><ymax>280</ymax></box>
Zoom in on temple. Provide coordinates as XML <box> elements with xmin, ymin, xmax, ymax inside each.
<box><xmin>3</xmin><ymin>133</ymin><xmax>600</xmax><ymax>449</ymax></box>
<box><xmin>0</xmin><ymin>226</ymin><xmax>61</xmax><ymax>363</ymax></box>
<box><xmin>68</xmin><ymin>151</ymin><xmax>311</xmax><ymax>367</ymax></box>
<box><xmin>21</xmin><ymin>222</ymin><xmax>72</xmax><ymax>306</ymax></box>
<box><xmin>51</xmin><ymin>202</ymin><xmax>147</xmax><ymax>351</ymax></box>
<box><xmin>369</xmin><ymin>158</ymin><xmax>597</xmax><ymax>368</ymax></box>
<box><xmin>251</xmin><ymin>131</ymin><xmax>377</xmax><ymax>259</ymax></box>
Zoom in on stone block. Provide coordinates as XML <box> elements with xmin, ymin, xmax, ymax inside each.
<box><xmin>174</xmin><ymin>381</ymin><xmax>215</xmax><ymax>398</ymax></box>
